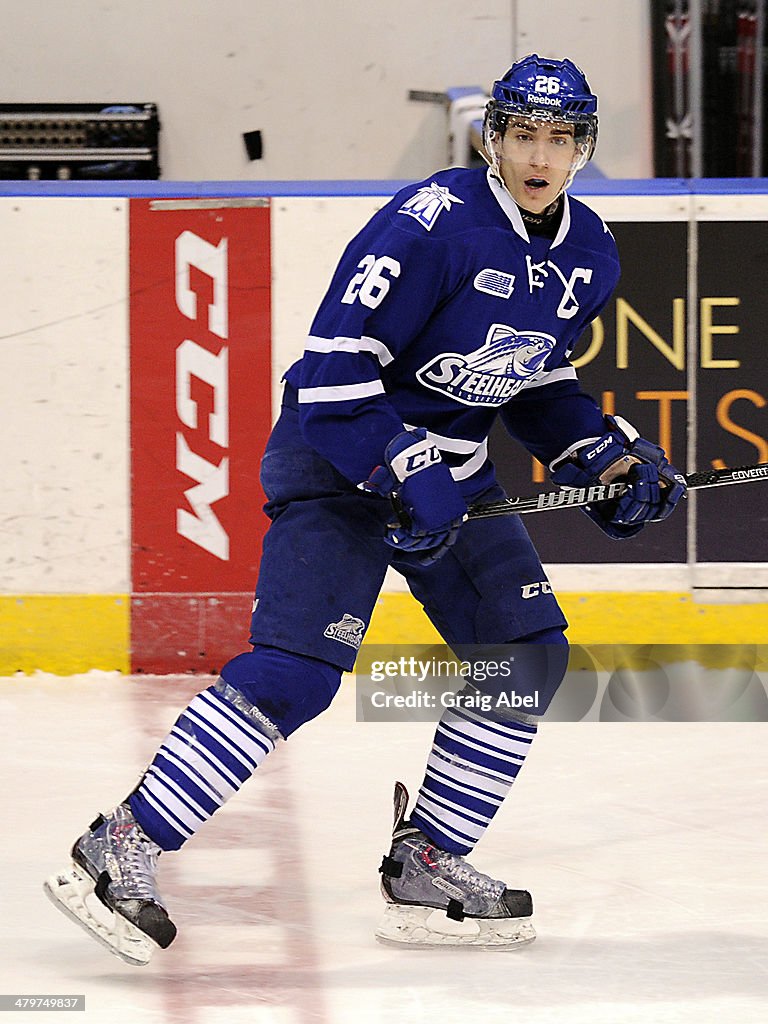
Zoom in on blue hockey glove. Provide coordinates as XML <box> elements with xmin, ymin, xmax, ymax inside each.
<box><xmin>550</xmin><ymin>415</ymin><xmax>687</xmax><ymax>539</ymax></box>
<box><xmin>362</xmin><ymin>428</ymin><xmax>467</xmax><ymax>565</ymax></box>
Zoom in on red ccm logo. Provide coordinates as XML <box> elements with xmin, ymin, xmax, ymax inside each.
<box><xmin>130</xmin><ymin>199</ymin><xmax>271</xmax><ymax>595</ymax></box>
<box><xmin>175</xmin><ymin>230</ymin><xmax>230</xmax><ymax>560</ymax></box>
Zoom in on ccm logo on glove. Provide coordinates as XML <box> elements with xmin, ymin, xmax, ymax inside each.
<box><xmin>549</xmin><ymin>414</ymin><xmax>686</xmax><ymax>540</ymax></box>
<box><xmin>361</xmin><ymin>428</ymin><xmax>467</xmax><ymax>565</ymax></box>
<box><xmin>388</xmin><ymin>436</ymin><xmax>442</xmax><ymax>480</ymax></box>
<box><xmin>584</xmin><ymin>435</ymin><xmax>615</xmax><ymax>461</ymax></box>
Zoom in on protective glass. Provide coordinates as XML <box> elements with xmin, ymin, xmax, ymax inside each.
<box><xmin>484</xmin><ymin>111</ymin><xmax>595</xmax><ymax>189</ymax></box>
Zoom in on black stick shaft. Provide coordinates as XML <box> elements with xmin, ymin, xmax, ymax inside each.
<box><xmin>467</xmin><ymin>462</ymin><xmax>768</xmax><ymax>520</ymax></box>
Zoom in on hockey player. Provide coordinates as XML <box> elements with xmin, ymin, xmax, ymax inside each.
<box><xmin>45</xmin><ymin>55</ymin><xmax>685</xmax><ymax>962</ymax></box>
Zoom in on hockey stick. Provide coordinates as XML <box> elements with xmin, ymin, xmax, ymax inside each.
<box><xmin>467</xmin><ymin>462</ymin><xmax>768</xmax><ymax>520</ymax></box>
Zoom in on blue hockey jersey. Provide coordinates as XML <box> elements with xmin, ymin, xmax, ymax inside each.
<box><xmin>283</xmin><ymin>166</ymin><xmax>620</xmax><ymax>499</ymax></box>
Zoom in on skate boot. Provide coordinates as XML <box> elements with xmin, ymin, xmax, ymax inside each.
<box><xmin>375</xmin><ymin>782</ymin><xmax>535</xmax><ymax>949</ymax></box>
<box><xmin>44</xmin><ymin>802</ymin><xmax>176</xmax><ymax>966</ymax></box>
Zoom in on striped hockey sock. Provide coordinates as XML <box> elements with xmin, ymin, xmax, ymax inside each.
<box><xmin>409</xmin><ymin>705</ymin><xmax>537</xmax><ymax>855</ymax></box>
<box><xmin>128</xmin><ymin>684</ymin><xmax>278</xmax><ymax>851</ymax></box>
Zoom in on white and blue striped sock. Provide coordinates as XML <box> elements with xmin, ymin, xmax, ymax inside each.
<box><xmin>409</xmin><ymin>705</ymin><xmax>537</xmax><ymax>855</ymax></box>
<box><xmin>128</xmin><ymin>684</ymin><xmax>278</xmax><ymax>850</ymax></box>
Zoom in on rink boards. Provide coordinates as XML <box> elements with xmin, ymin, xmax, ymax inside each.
<box><xmin>0</xmin><ymin>181</ymin><xmax>766</xmax><ymax>673</ymax></box>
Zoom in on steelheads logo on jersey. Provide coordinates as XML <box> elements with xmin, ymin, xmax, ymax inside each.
<box><xmin>416</xmin><ymin>324</ymin><xmax>556</xmax><ymax>406</ymax></box>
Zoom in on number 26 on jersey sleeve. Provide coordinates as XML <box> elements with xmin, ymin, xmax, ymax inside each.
<box><xmin>341</xmin><ymin>254</ymin><xmax>401</xmax><ymax>309</ymax></box>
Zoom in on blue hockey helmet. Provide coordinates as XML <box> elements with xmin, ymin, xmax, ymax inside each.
<box><xmin>483</xmin><ymin>55</ymin><xmax>598</xmax><ymax>186</ymax></box>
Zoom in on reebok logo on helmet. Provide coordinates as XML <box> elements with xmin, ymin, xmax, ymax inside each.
<box><xmin>526</xmin><ymin>93</ymin><xmax>562</xmax><ymax>107</ymax></box>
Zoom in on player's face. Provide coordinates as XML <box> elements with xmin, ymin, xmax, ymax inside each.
<box><xmin>497</xmin><ymin>118</ymin><xmax>577</xmax><ymax>213</ymax></box>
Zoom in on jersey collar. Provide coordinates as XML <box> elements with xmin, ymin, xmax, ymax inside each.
<box><xmin>550</xmin><ymin>194</ymin><xmax>571</xmax><ymax>249</ymax></box>
<box><xmin>486</xmin><ymin>167</ymin><xmax>572</xmax><ymax>248</ymax></box>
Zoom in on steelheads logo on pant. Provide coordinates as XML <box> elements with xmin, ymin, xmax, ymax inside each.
<box><xmin>324</xmin><ymin>614</ymin><xmax>366</xmax><ymax>648</ymax></box>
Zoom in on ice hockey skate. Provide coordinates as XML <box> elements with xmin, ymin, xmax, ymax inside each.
<box><xmin>375</xmin><ymin>782</ymin><xmax>535</xmax><ymax>949</ymax></box>
<box><xmin>43</xmin><ymin>802</ymin><xmax>176</xmax><ymax>966</ymax></box>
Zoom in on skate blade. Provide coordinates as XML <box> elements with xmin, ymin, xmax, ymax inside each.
<box><xmin>374</xmin><ymin>903</ymin><xmax>536</xmax><ymax>950</ymax></box>
<box><xmin>43</xmin><ymin>862</ymin><xmax>155</xmax><ymax>967</ymax></box>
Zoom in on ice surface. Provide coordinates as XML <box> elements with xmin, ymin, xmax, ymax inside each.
<box><xmin>2</xmin><ymin>672</ymin><xmax>766</xmax><ymax>1024</ymax></box>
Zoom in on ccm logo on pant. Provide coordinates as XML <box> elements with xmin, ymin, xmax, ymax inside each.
<box><xmin>521</xmin><ymin>581</ymin><xmax>553</xmax><ymax>599</ymax></box>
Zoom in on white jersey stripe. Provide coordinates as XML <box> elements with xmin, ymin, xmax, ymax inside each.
<box><xmin>450</xmin><ymin>440</ymin><xmax>489</xmax><ymax>481</ymax></box>
<box><xmin>305</xmin><ymin>334</ymin><xmax>394</xmax><ymax>365</ymax></box>
<box><xmin>519</xmin><ymin>365</ymin><xmax>578</xmax><ymax>390</ymax></box>
<box><xmin>402</xmin><ymin>424</ymin><xmax>489</xmax><ymax>481</ymax></box>
<box><xmin>298</xmin><ymin>380</ymin><xmax>385</xmax><ymax>403</ymax></box>
<box><xmin>403</xmin><ymin>424</ymin><xmax>484</xmax><ymax>455</ymax></box>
